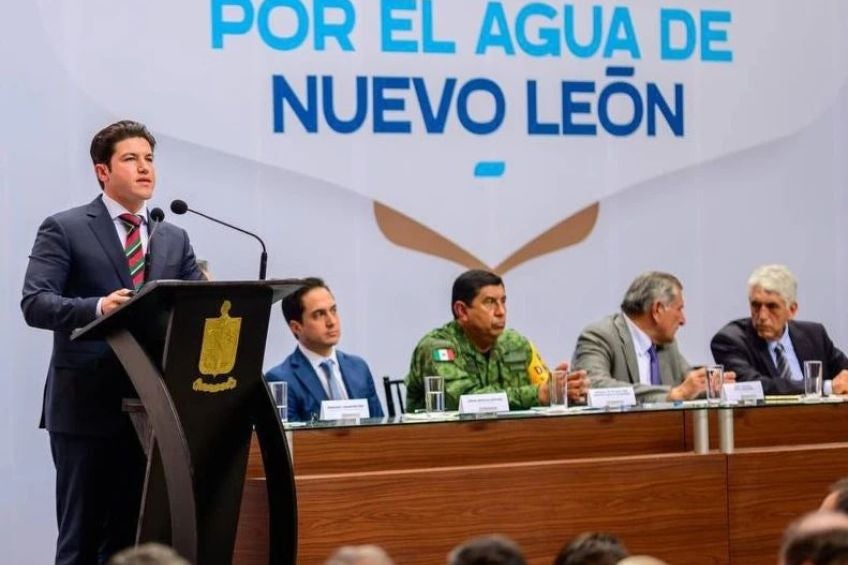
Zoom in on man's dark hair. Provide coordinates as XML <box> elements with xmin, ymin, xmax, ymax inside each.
<box><xmin>782</xmin><ymin>528</ymin><xmax>848</xmax><ymax>565</ymax></box>
<box><xmin>90</xmin><ymin>120</ymin><xmax>157</xmax><ymax>189</ymax></box>
<box><xmin>281</xmin><ymin>277</ymin><xmax>330</xmax><ymax>324</ymax></box>
<box><xmin>448</xmin><ymin>535</ymin><xmax>525</xmax><ymax>565</ymax></box>
<box><xmin>451</xmin><ymin>269</ymin><xmax>503</xmax><ymax>318</ymax></box>
<box><xmin>553</xmin><ymin>532</ymin><xmax>629</xmax><ymax>565</ymax></box>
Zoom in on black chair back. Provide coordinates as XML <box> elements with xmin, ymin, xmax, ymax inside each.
<box><xmin>382</xmin><ymin>376</ymin><xmax>406</xmax><ymax>417</ymax></box>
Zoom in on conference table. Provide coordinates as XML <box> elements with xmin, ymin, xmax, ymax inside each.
<box><xmin>233</xmin><ymin>398</ymin><xmax>848</xmax><ymax>564</ymax></box>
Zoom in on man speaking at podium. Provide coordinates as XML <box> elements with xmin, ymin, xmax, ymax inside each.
<box><xmin>21</xmin><ymin>120</ymin><xmax>203</xmax><ymax>565</ymax></box>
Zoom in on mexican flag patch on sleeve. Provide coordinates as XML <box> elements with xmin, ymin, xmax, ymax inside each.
<box><xmin>432</xmin><ymin>348</ymin><xmax>456</xmax><ymax>362</ymax></box>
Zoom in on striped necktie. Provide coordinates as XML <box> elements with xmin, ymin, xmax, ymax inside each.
<box><xmin>119</xmin><ymin>213</ymin><xmax>145</xmax><ymax>290</ymax></box>
<box><xmin>319</xmin><ymin>359</ymin><xmax>345</xmax><ymax>400</ymax></box>
<box><xmin>774</xmin><ymin>343</ymin><xmax>793</xmax><ymax>380</ymax></box>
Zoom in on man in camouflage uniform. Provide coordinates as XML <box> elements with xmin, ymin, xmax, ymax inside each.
<box><xmin>405</xmin><ymin>270</ymin><xmax>588</xmax><ymax>411</ymax></box>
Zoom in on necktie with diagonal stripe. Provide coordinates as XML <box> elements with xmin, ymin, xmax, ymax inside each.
<box><xmin>119</xmin><ymin>213</ymin><xmax>145</xmax><ymax>290</ymax></box>
<box><xmin>774</xmin><ymin>343</ymin><xmax>793</xmax><ymax>380</ymax></box>
<box><xmin>319</xmin><ymin>359</ymin><xmax>345</xmax><ymax>400</ymax></box>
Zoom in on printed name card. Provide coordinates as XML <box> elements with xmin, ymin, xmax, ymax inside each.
<box><xmin>721</xmin><ymin>381</ymin><xmax>764</xmax><ymax>403</ymax></box>
<box><xmin>459</xmin><ymin>392</ymin><xmax>509</xmax><ymax>414</ymax></box>
<box><xmin>587</xmin><ymin>387</ymin><xmax>637</xmax><ymax>409</ymax></box>
<box><xmin>320</xmin><ymin>399</ymin><xmax>370</xmax><ymax>421</ymax></box>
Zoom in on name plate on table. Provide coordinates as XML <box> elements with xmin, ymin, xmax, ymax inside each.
<box><xmin>320</xmin><ymin>399</ymin><xmax>370</xmax><ymax>421</ymax></box>
<box><xmin>459</xmin><ymin>392</ymin><xmax>509</xmax><ymax>414</ymax></box>
<box><xmin>587</xmin><ymin>387</ymin><xmax>637</xmax><ymax>409</ymax></box>
<box><xmin>721</xmin><ymin>381</ymin><xmax>764</xmax><ymax>404</ymax></box>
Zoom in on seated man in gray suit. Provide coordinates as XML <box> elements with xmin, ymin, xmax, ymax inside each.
<box><xmin>265</xmin><ymin>278</ymin><xmax>383</xmax><ymax>421</ymax></box>
<box><xmin>573</xmin><ymin>271</ymin><xmax>733</xmax><ymax>403</ymax></box>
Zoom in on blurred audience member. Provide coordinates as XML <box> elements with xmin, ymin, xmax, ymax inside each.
<box><xmin>780</xmin><ymin>511</ymin><xmax>848</xmax><ymax>565</ymax></box>
<box><xmin>618</xmin><ymin>557</ymin><xmax>669</xmax><ymax>565</ymax></box>
<box><xmin>448</xmin><ymin>535</ymin><xmax>526</xmax><ymax>565</ymax></box>
<box><xmin>822</xmin><ymin>478</ymin><xmax>848</xmax><ymax>514</ymax></box>
<box><xmin>553</xmin><ymin>532</ymin><xmax>629</xmax><ymax>565</ymax></box>
<box><xmin>107</xmin><ymin>543</ymin><xmax>190</xmax><ymax>565</ymax></box>
<box><xmin>325</xmin><ymin>544</ymin><xmax>395</xmax><ymax>565</ymax></box>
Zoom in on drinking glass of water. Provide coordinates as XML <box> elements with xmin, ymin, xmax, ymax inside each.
<box><xmin>269</xmin><ymin>381</ymin><xmax>288</xmax><ymax>422</ymax></box>
<box><xmin>706</xmin><ymin>365</ymin><xmax>723</xmax><ymax>405</ymax></box>
<box><xmin>424</xmin><ymin>376</ymin><xmax>445</xmax><ymax>413</ymax></box>
<box><xmin>804</xmin><ymin>360</ymin><xmax>823</xmax><ymax>399</ymax></box>
<box><xmin>549</xmin><ymin>369</ymin><xmax>568</xmax><ymax>409</ymax></box>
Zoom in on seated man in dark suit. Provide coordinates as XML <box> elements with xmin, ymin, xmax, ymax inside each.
<box><xmin>711</xmin><ymin>264</ymin><xmax>848</xmax><ymax>395</ymax></box>
<box><xmin>573</xmin><ymin>271</ymin><xmax>733</xmax><ymax>403</ymax></box>
<box><xmin>265</xmin><ymin>278</ymin><xmax>383</xmax><ymax>421</ymax></box>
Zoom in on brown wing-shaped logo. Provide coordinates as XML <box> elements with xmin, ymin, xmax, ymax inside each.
<box><xmin>374</xmin><ymin>201</ymin><xmax>599</xmax><ymax>273</ymax></box>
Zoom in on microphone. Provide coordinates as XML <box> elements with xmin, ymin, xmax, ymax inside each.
<box><xmin>144</xmin><ymin>207</ymin><xmax>165</xmax><ymax>284</ymax></box>
<box><xmin>170</xmin><ymin>199</ymin><xmax>268</xmax><ymax>280</ymax></box>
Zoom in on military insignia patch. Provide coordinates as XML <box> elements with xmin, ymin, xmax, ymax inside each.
<box><xmin>432</xmin><ymin>348</ymin><xmax>456</xmax><ymax>362</ymax></box>
<box><xmin>526</xmin><ymin>342</ymin><xmax>550</xmax><ymax>386</ymax></box>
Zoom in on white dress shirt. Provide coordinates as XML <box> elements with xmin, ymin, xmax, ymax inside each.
<box><xmin>623</xmin><ymin>314</ymin><xmax>654</xmax><ymax>386</ymax></box>
<box><xmin>101</xmin><ymin>193</ymin><xmax>149</xmax><ymax>251</ymax></box>
<box><xmin>297</xmin><ymin>343</ymin><xmax>349</xmax><ymax>400</ymax></box>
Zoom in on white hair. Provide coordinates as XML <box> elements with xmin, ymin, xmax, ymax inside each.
<box><xmin>747</xmin><ymin>264</ymin><xmax>797</xmax><ymax>306</ymax></box>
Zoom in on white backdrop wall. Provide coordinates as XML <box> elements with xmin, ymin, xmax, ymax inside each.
<box><xmin>3</xmin><ymin>1</ymin><xmax>848</xmax><ymax>562</ymax></box>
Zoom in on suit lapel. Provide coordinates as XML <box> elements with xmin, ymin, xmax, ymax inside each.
<box><xmin>145</xmin><ymin>220</ymin><xmax>168</xmax><ymax>281</ymax></box>
<box><xmin>87</xmin><ymin>197</ymin><xmax>133</xmax><ymax>289</ymax></box>
<box><xmin>788</xmin><ymin>322</ymin><xmax>815</xmax><ymax>365</ymax></box>
<box><xmin>291</xmin><ymin>348</ymin><xmax>328</xmax><ymax>405</ymax></box>
<box><xmin>614</xmin><ymin>314</ymin><xmax>640</xmax><ymax>385</ymax></box>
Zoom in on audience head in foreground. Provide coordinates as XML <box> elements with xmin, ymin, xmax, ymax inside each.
<box><xmin>106</xmin><ymin>543</ymin><xmax>190</xmax><ymax>565</ymax></box>
<box><xmin>822</xmin><ymin>478</ymin><xmax>848</xmax><ymax>515</ymax></box>
<box><xmin>553</xmin><ymin>532</ymin><xmax>629</xmax><ymax>565</ymax></box>
<box><xmin>325</xmin><ymin>544</ymin><xmax>395</xmax><ymax>565</ymax></box>
<box><xmin>780</xmin><ymin>511</ymin><xmax>848</xmax><ymax>565</ymax></box>
<box><xmin>617</xmin><ymin>557</ymin><xmax>669</xmax><ymax>565</ymax></box>
<box><xmin>448</xmin><ymin>534</ymin><xmax>526</xmax><ymax>565</ymax></box>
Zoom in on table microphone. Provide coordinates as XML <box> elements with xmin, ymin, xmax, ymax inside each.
<box><xmin>170</xmin><ymin>199</ymin><xmax>268</xmax><ymax>280</ymax></box>
<box><xmin>143</xmin><ymin>207</ymin><xmax>165</xmax><ymax>283</ymax></box>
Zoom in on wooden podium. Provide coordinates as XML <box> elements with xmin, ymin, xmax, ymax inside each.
<box><xmin>72</xmin><ymin>279</ymin><xmax>301</xmax><ymax>565</ymax></box>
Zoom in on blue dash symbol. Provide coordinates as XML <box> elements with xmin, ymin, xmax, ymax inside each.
<box><xmin>474</xmin><ymin>161</ymin><xmax>506</xmax><ymax>178</ymax></box>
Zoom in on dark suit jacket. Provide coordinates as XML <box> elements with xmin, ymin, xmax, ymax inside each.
<box><xmin>711</xmin><ymin>318</ymin><xmax>848</xmax><ymax>394</ymax></box>
<box><xmin>21</xmin><ymin>196</ymin><xmax>202</xmax><ymax>436</ymax></box>
<box><xmin>265</xmin><ymin>347</ymin><xmax>384</xmax><ymax>422</ymax></box>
